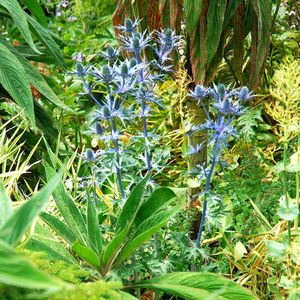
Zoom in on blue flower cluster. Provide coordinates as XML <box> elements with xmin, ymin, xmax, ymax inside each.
<box><xmin>72</xmin><ymin>19</ymin><xmax>180</xmax><ymax>199</ymax></box>
<box><xmin>186</xmin><ymin>83</ymin><xmax>253</xmax><ymax>247</ymax></box>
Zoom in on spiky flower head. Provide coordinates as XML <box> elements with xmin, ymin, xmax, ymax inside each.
<box><xmin>85</xmin><ymin>148</ymin><xmax>96</xmax><ymax>162</ymax></box>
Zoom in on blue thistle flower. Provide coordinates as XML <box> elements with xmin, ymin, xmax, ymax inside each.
<box><xmin>85</xmin><ymin>148</ymin><xmax>96</xmax><ymax>162</ymax></box>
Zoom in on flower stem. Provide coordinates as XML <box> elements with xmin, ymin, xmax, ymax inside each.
<box><xmin>195</xmin><ymin>141</ymin><xmax>218</xmax><ymax>248</ymax></box>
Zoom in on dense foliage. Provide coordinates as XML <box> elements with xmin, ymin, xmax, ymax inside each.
<box><xmin>0</xmin><ymin>0</ymin><xmax>299</xmax><ymax>299</ymax></box>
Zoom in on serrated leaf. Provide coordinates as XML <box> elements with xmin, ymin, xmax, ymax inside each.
<box><xmin>0</xmin><ymin>43</ymin><xmax>35</xmax><ymax>126</ymax></box>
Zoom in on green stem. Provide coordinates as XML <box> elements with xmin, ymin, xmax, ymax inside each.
<box><xmin>294</xmin><ymin>134</ymin><xmax>300</xmax><ymax>230</ymax></box>
<box><xmin>283</xmin><ymin>141</ymin><xmax>291</xmax><ymax>244</ymax></box>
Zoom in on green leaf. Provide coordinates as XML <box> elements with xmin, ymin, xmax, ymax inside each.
<box><xmin>277</xmin><ymin>195</ymin><xmax>299</xmax><ymax>221</ymax></box>
<box><xmin>102</xmin><ymin>227</ymin><xmax>128</xmax><ymax>271</ymax></box>
<box><xmin>206</xmin><ymin>0</ymin><xmax>227</xmax><ymax>64</ymax></box>
<box><xmin>24</xmin><ymin>0</ymin><xmax>47</xmax><ymax>27</ymax></box>
<box><xmin>72</xmin><ymin>241</ymin><xmax>100</xmax><ymax>269</ymax></box>
<box><xmin>0</xmin><ymin>43</ymin><xmax>35</xmax><ymax>126</ymax></box>
<box><xmin>26</xmin><ymin>14</ymin><xmax>66</xmax><ymax>68</ymax></box>
<box><xmin>44</xmin><ymin>163</ymin><xmax>88</xmax><ymax>245</ymax></box>
<box><xmin>0</xmin><ymin>0</ymin><xmax>39</xmax><ymax>53</ymax></box>
<box><xmin>0</xmin><ymin>40</ymin><xmax>70</xmax><ymax>111</ymax></box>
<box><xmin>0</xmin><ymin>180</ymin><xmax>13</xmax><ymax>227</ymax></box>
<box><xmin>40</xmin><ymin>212</ymin><xmax>77</xmax><ymax>245</ymax></box>
<box><xmin>134</xmin><ymin>187</ymin><xmax>176</xmax><ymax>227</ymax></box>
<box><xmin>249</xmin><ymin>0</ymin><xmax>272</xmax><ymax>88</ymax></box>
<box><xmin>0</xmin><ymin>239</ymin><xmax>62</xmax><ymax>290</ymax></box>
<box><xmin>115</xmin><ymin>175</ymin><xmax>149</xmax><ymax>233</ymax></box>
<box><xmin>87</xmin><ymin>198</ymin><xmax>103</xmax><ymax>254</ymax></box>
<box><xmin>131</xmin><ymin>272</ymin><xmax>257</xmax><ymax>300</ymax></box>
<box><xmin>26</xmin><ymin>224</ymin><xmax>78</xmax><ymax>265</ymax></box>
<box><xmin>265</xmin><ymin>240</ymin><xmax>286</xmax><ymax>259</ymax></box>
<box><xmin>234</xmin><ymin>241</ymin><xmax>247</xmax><ymax>261</ymax></box>
<box><xmin>115</xmin><ymin>206</ymin><xmax>179</xmax><ymax>267</ymax></box>
<box><xmin>0</xmin><ymin>170</ymin><xmax>63</xmax><ymax>246</ymax></box>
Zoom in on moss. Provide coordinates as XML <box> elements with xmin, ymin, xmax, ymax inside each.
<box><xmin>49</xmin><ymin>281</ymin><xmax>124</xmax><ymax>300</ymax></box>
<box><xmin>17</xmin><ymin>250</ymin><xmax>90</xmax><ymax>284</ymax></box>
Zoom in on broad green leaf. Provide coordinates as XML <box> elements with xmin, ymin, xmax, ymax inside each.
<box><xmin>0</xmin><ymin>170</ymin><xmax>63</xmax><ymax>246</ymax></box>
<box><xmin>115</xmin><ymin>207</ymin><xmax>179</xmax><ymax>266</ymax></box>
<box><xmin>223</xmin><ymin>0</ymin><xmax>241</xmax><ymax>28</ymax></box>
<box><xmin>24</xmin><ymin>0</ymin><xmax>47</xmax><ymax>27</ymax></box>
<box><xmin>72</xmin><ymin>241</ymin><xmax>100</xmax><ymax>269</ymax></box>
<box><xmin>265</xmin><ymin>240</ymin><xmax>286</xmax><ymax>259</ymax></box>
<box><xmin>277</xmin><ymin>195</ymin><xmax>299</xmax><ymax>221</ymax></box>
<box><xmin>87</xmin><ymin>198</ymin><xmax>103</xmax><ymax>254</ymax></box>
<box><xmin>206</xmin><ymin>0</ymin><xmax>227</xmax><ymax>64</ymax></box>
<box><xmin>118</xmin><ymin>291</ymin><xmax>138</xmax><ymax>299</ymax></box>
<box><xmin>26</xmin><ymin>224</ymin><xmax>78</xmax><ymax>265</ymax></box>
<box><xmin>0</xmin><ymin>181</ymin><xmax>13</xmax><ymax>227</ymax></box>
<box><xmin>134</xmin><ymin>187</ymin><xmax>176</xmax><ymax>227</ymax></box>
<box><xmin>183</xmin><ymin>0</ymin><xmax>202</xmax><ymax>30</ymax></box>
<box><xmin>44</xmin><ymin>163</ymin><xmax>88</xmax><ymax>245</ymax></box>
<box><xmin>131</xmin><ymin>272</ymin><xmax>257</xmax><ymax>300</ymax></box>
<box><xmin>27</xmin><ymin>14</ymin><xmax>66</xmax><ymax>68</ymax></box>
<box><xmin>0</xmin><ymin>40</ymin><xmax>70</xmax><ymax>111</ymax></box>
<box><xmin>115</xmin><ymin>175</ymin><xmax>149</xmax><ymax>233</ymax></box>
<box><xmin>249</xmin><ymin>0</ymin><xmax>272</xmax><ymax>88</ymax></box>
<box><xmin>40</xmin><ymin>212</ymin><xmax>77</xmax><ymax>245</ymax></box>
<box><xmin>102</xmin><ymin>228</ymin><xmax>128</xmax><ymax>270</ymax></box>
<box><xmin>0</xmin><ymin>0</ymin><xmax>39</xmax><ymax>53</ymax></box>
<box><xmin>0</xmin><ymin>43</ymin><xmax>35</xmax><ymax>126</ymax></box>
<box><xmin>0</xmin><ymin>239</ymin><xmax>62</xmax><ymax>290</ymax></box>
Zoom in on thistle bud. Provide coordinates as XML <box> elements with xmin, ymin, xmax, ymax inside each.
<box><xmin>129</xmin><ymin>58</ymin><xmax>137</xmax><ymax>68</ymax></box>
<box><xmin>194</xmin><ymin>85</ymin><xmax>205</xmax><ymax>98</ymax></box>
<box><xmin>132</xmin><ymin>37</ymin><xmax>140</xmax><ymax>50</ymax></box>
<box><xmin>85</xmin><ymin>148</ymin><xmax>96</xmax><ymax>162</ymax></box>
<box><xmin>95</xmin><ymin>122</ymin><xmax>104</xmax><ymax>135</ymax></box>
<box><xmin>107</xmin><ymin>45</ymin><xmax>115</xmax><ymax>57</ymax></box>
<box><xmin>165</xmin><ymin>29</ymin><xmax>172</xmax><ymax>39</ymax></box>
<box><xmin>76</xmin><ymin>62</ymin><xmax>85</xmax><ymax>76</ymax></box>
<box><xmin>120</xmin><ymin>62</ymin><xmax>128</xmax><ymax>77</ymax></box>
<box><xmin>239</xmin><ymin>86</ymin><xmax>250</xmax><ymax>101</ymax></box>
<box><xmin>217</xmin><ymin>84</ymin><xmax>226</xmax><ymax>98</ymax></box>
<box><xmin>101</xmin><ymin>65</ymin><xmax>113</xmax><ymax>83</ymax></box>
<box><xmin>103</xmin><ymin>106</ymin><xmax>110</xmax><ymax>118</ymax></box>
<box><xmin>125</xmin><ymin>18</ymin><xmax>133</xmax><ymax>32</ymax></box>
